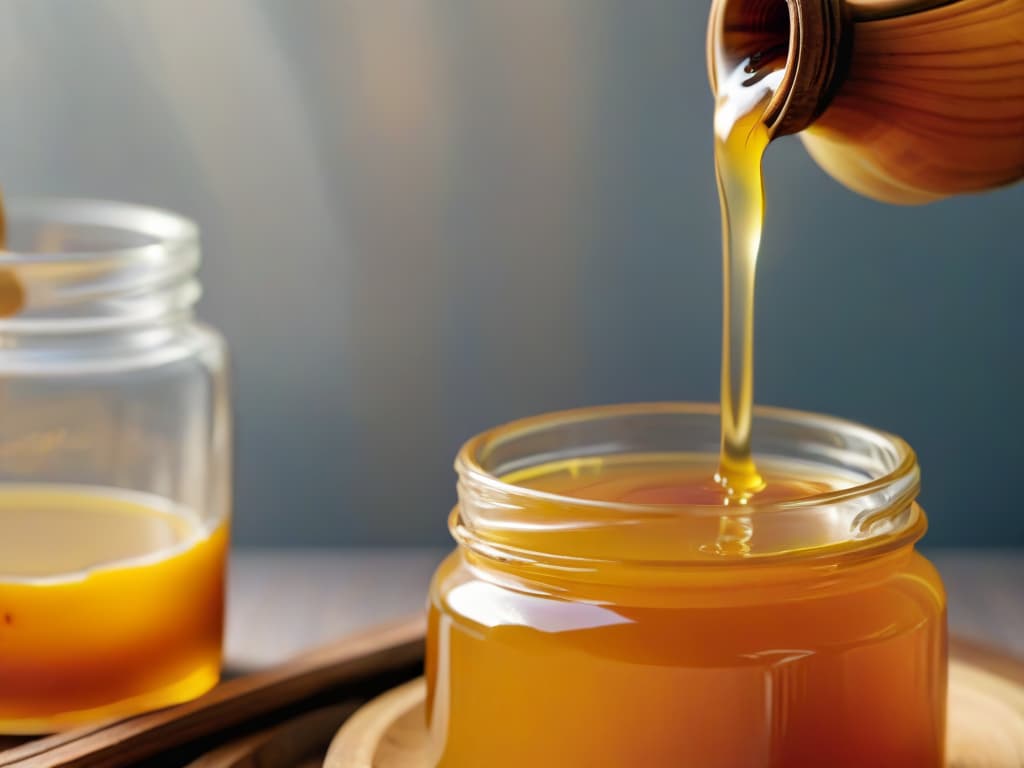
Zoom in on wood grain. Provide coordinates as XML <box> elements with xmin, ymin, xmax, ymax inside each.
<box><xmin>802</xmin><ymin>0</ymin><xmax>1024</xmax><ymax>202</ymax></box>
<box><xmin>184</xmin><ymin>704</ymin><xmax>360</xmax><ymax>768</ymax></box>
<box><xmin>326</xmin><ymin>643</ymin><xmax>1024</xmax><ymax>768</ymax></box>
<box><xmin>0</xmin><ymin>615</ymin><xmax>424</xmax><ymax>768</ymax></box>
<box><xmin>323</xmin><ymin>681</ymin><xmax>427</xmax><ymax>768</ymax></box>
<box><xmin>948</xmin><ymin>639</ymin><xmax>1024</xmax><ymax>767</ymax></box>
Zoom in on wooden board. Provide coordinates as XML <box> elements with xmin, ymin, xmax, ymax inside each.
<box><xmin>324</xmin><ymin>639</ymin><xmax>1024</xmax><ymax>768</ymax></box>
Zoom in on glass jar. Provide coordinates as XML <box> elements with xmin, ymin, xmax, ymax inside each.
<box><xmin>427</xmin><ymin>403</ymin><xmax>947</xmax><ymax>767</ymax></box>
<box><xmin>0</xmin><ymin>199</ymin><xmax>231</xmax><ymax>733</ymax></box>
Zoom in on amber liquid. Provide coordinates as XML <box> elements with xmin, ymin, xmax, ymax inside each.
<box><xmin>712</xmin><ymin>44</ymin><xmax>785</xmax><ymax>501</ymax></box>
<box><xmin>0</xmin><ymin>191</ymin><xmax>26</xmax><ymax>318</ymax></box>
<box><xmin>428</xmin><ymin>456</ymin><xmax>947</xmax><ymax>767</ymax></box>
<box><xmin>0</xmin><ymin>486</ymin><xmax>226</xmax><ymax>733</ymax></box>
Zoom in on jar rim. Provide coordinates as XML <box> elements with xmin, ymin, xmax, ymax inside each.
<box><xmin>0</xmin><ymin>198</ymin><xmax>201</xmax><ymax>336</ymax></box>
<box><xmin>454</xmin><ymin>402</ymin><xmax>924</xmax><ymax>564</ymax></box>
<box><xmin>458</xmin><ymin>402</ymin><xmax>917</xmax><ymax>515</ymax></box>
<box><xmin>0</xmin><ymin>197</ymin><xmax>198</xmax><ymax>266</ymax></box>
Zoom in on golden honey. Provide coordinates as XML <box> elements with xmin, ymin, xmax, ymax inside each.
<box><xmin>426</xmin><ymin>405</ymin><xmax>947</xmax><ymax>767</ymax></box>
<box><xmin>0</xmin><ymin>189</ymin><xmax>27</xmax><ymax>317</ymax></box>
<box><xmin>0</xmin><ymin>486</ymin><xmax>226</xmax><ymax>733</ymax></box>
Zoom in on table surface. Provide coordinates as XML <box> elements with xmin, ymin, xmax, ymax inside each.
<box><xmin>225</xmin><ymin>548</ymin><xmax>1024</xmax><ymax>671</ymax></box>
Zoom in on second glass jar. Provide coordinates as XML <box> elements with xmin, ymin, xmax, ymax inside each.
<box><xmin>0</xmin><ymin>199</ymin><xmax>231</xmax><ymax>733</ymax></box>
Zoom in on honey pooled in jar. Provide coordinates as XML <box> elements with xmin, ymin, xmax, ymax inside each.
<box><xmin>427</xmin><ymin>454</ymin><xmax>947</xmax><ymax>767</ymax></box>
<box><xmin>0</xmin><ymin>486</ymin><xmax>226</xmax><ymax>733</ymax></box>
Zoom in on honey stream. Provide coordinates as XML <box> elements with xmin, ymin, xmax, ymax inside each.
<box><xmin>712</xmin><ymin>45</ymin><xmax>786</xmax><ymax>500</ymax></box>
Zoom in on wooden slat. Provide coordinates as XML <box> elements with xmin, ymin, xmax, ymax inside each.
<box><xmin>184</xmin><ymin>703</ymin><xmax>360</xmax><ymax>768</ymax></box>
<box><xmin>0</xmin><ymin>615</ymin><xmax>425</xmax><ymax>768</ymax></box>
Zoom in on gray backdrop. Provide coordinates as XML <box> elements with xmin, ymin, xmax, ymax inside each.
<box><xmin>1</xmin><ymin>1</ymin><xmax>1021</xmax><ymax>547</ymax></box>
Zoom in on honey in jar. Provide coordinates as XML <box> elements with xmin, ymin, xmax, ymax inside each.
<box><xmin>0</xmin><ymin>199</ymin><xmax>231</xmax><ymax>732</ymax></box>
<box><xmin>426</xmin><ymin>404</ymin><xmax>947</xmax><ymax>767</ymax></box>
<box><xmin>0</xmin><ymin>486</ymin><xmax>226</xmax><ymax>732</ymax></box>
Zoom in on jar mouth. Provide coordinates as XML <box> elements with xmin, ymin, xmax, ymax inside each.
<box><xmin>0</xmin><ymin>198</ymin><xmax>198</xmax><ymax>265</ymax></box>
<box><xmin>454</xmin><ymin>403</ymin><xmax>923</xmax><ymax>564</ymax></box>
<box><xmin>0</xmin><ymin>198</ymin><xmax>200</xmax><ymax>332</ymax></box>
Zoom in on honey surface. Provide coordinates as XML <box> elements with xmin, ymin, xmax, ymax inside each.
<box><xmin>427</xmin><ymin>456</ymin><xmax>947</xmax><ymax>767</ymax></box>
<box><xmin>0</xmin><ymin>486</ymin><xmax>226</xmax><ymax>733</ymax></box>
<box><xmin>505</xmin><ymin>453</ymin><xmax>845</xmax><ymax>505</ymax></box>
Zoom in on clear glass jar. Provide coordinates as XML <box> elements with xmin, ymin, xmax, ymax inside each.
<box><xmin>0</xmin><ymin>199</ymin><xmax>231</xmax><ymax>733</ymax></box>
<box><xmin>427</xmin><ymin>403</ymin><xmax>947</xmax><ymax>767</ymax></box>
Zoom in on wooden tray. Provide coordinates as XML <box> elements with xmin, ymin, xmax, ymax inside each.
<box><xmin>324</xmin><ymin>639</ymin><xmax>1024</xmax><ymax>768</ymax></box>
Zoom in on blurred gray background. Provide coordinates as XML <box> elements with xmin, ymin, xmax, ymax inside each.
<box><xmin>0</xmin><ymin>1</ymin><xmax>1021</xmax><ymax>547</ymax></box>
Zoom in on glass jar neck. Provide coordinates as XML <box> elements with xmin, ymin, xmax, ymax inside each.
<box><xmin>455</xmin><ymin>525</ymin><xmax>921</xmax><ymax>603</ymax></box>
<box><xmin>0</xmin><ymin>199</ymin><xmax>201</xmax><ymax>348</ymax></box>
<box><xmin>452</xmin><ymin>403</ymin><xmax>925</xmax><ymax>588</ymax></box>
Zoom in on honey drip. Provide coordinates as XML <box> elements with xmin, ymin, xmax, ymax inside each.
<box><xmin>712</xmin><ymin>37</ymin><xmax>786</xmax><ymax>504</ymax></box>
<box><xmin>706</xmin><ymin>19</ymin><xmax>792</xmax><ymax>558</ymax></box>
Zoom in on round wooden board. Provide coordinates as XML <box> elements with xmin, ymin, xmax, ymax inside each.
<box><xmin>324</xmin><ymin>641</ymin><xmax>1024</xmax><ymax>768</ymax></box>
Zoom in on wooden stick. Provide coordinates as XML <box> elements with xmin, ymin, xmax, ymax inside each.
<box><xmin>0</xmin><ymin>614</ymin><xmax>425</xmax><ymax>768</ymax></box>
